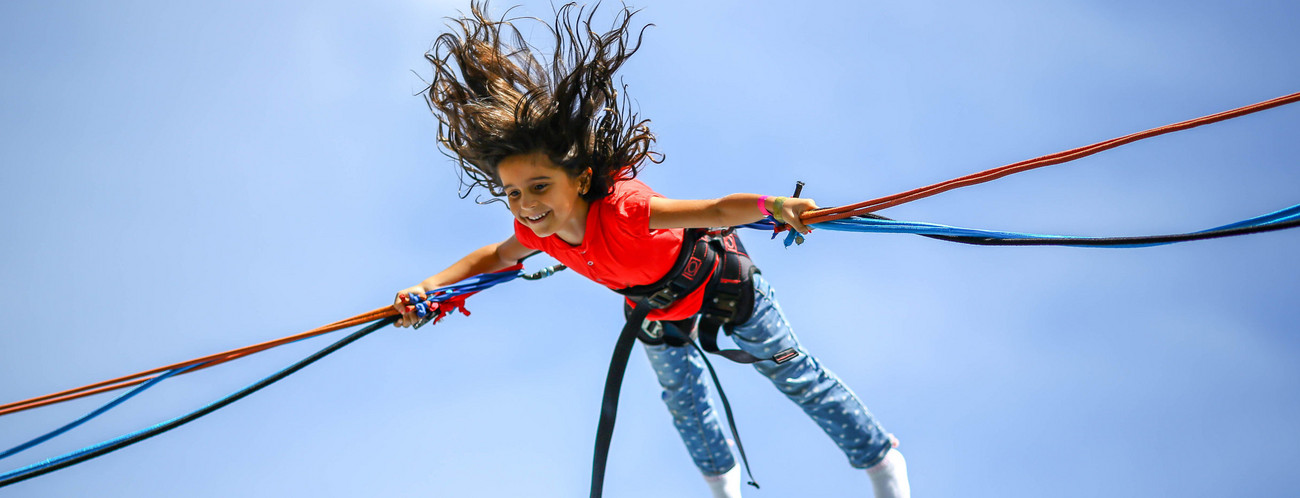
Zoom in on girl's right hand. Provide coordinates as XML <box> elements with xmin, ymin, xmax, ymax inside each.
<box><xmin>393</xmin><ymin>284</ymin><xmax>431</xmax><ymax>328</ymax></box>
<box><xmin>777</xmin><ymin>196</ymin><xmax>819</xmax><ymax>235</ymax></box>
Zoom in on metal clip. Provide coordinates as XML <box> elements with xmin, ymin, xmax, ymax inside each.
<box><xmin>412</xmin><ymin>311</ymin><xmax>436</xmax><ymax>330</ymax></box>
<box><xmin>641</xmin><ymin>319</ymin><xmax>663</xmax><ymax>340</ymax></box>
<box><xmin>648</xmin><ymin>287</ymin><xmax>677</xmax><ymax>308</ymax></box>
<box><xmin>522</xmin><ymin>264</ymin><xmax>568</xmax><ymax>280</ymax></box>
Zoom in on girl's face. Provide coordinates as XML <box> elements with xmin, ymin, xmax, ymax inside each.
<box><xmin>497</xmin><ymin>151</ymin><xmax>591</xmax><ymax>242</ymax></box>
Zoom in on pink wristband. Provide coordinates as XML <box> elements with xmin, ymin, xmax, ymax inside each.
<box><xmin>757</xmin><ymin>195</ymin><xmax>772</xmax><ymax>216</ymax></box>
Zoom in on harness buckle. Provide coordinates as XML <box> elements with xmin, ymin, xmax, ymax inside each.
<box><xmin>647</xmin><ymin>287</ymin><xmax>677</xmax><ymax>308</ymax></box>
<box><xmin>708</xmin><ymin>288</ymin><xmax>743</xmax><ymax>321</ymax></box>
<box><xmin>640</xmin><ymin>319</ymin><xmax>664</xmax><ymax>341</ymax></box>
<box><xmin>773</xmin><ymin>348</ymin><xmax>800</xmax><ymax>364</ymax></box>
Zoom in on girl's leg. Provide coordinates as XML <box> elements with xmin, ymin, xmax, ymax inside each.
<box><xmin>728</xmin><ymin>273</ymin><xmax>898</xmax><ymax>470</ymax></box>
<box><xmin>642</xmin><ymin>320</ymin><xmax>737</xmax><ymax>480</ymax></box>
<box><xmin>867</xmin><ymin>448</ymin><xmax>911</xmax><ymax>498</ymax></box>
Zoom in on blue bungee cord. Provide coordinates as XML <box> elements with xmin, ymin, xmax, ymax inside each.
<box><xmin>0</xmin><ymin>317</ymin><xmax>395</xmax><ymax>488</ymax></box>
<box><xmin>0</xmin><ymin>262</ymin><xmax>568</xmax><ymax>489</ymax></box>
<box><xmin>0</xmin><ymin>363</ymin><xmax>202</xmax><ymax>462</ymax></box>
<box><xmin>745</xmin><ymin>202</ymin><xmax>1300</xmax><ymax>248</ymax></box>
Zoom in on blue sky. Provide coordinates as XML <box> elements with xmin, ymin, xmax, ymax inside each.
<box><xmin>2</xmin><ymin>1</ymin><xmax>1298</xmax><ymax>496</ymax></box>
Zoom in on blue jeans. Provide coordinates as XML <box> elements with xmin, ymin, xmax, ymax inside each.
<box><xmin>641</xmin><ymin>273</ymin><xmax>895</xmax><ymax>475</ymax></box>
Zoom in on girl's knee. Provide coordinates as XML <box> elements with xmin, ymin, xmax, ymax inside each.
<box><xmin>646</xmin><ymin>346</ymin><xmax>699</xmax><ymax>391</ymax></box>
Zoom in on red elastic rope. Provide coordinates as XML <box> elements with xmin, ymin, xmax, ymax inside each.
<box><xmin>0</xmin><ymin>306</ymin><xmax>397</xmax><ymax>417</ymax></box>
<box><xmin>801</xmin><ymin>91</ymin><xmax>1300</xmax><ymax>225</ymax></box>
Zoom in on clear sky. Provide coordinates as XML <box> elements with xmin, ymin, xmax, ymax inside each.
<box><xmin>2</xmin><ymin>1</ymin><xmax>1298</xmax><ymax>497</ymax></box>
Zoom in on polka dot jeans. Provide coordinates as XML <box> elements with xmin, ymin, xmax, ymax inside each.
<box><xmin>642</xmin><ymin>273</ymin><xmax>895</xmax><ymax>476</ymax></box>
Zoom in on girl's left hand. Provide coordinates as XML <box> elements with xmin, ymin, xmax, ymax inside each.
<box><xmin>780</xmin><ymin>197</ymin><xmax>818</xmax><ymax>234</ymax></box>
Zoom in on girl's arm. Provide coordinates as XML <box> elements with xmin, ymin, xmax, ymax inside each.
<box><xmin>392</xmin><ymin>235</ymin><xmax>534</xmax><ymax>327</ymax></box>
<box><xmin>648</xmin><ymin>194</ymin><xmax>818</xmax><ymax>234</ymax></box>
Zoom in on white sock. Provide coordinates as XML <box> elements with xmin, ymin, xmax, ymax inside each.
<box><xmin>866</xmin><ymin>448</ymin><xmax>911</xmax><ymax>498</ymax></box>
<box><xmin>703</xmin><ymin>464</ymin><xmax>743</xmax><ymax>498</ymax></box>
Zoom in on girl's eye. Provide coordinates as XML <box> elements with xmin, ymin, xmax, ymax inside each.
<box><xmin>506</xmin><ymin>190</ymin><xmax>520</xmax><ymax>199</ymax></box>
<box><xmin>532</xmin><ymin>183</ymin><xmax>548</xmax><ymax>192</ymax></box>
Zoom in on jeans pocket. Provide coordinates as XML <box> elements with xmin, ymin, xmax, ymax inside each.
<box><xmin>753</xmin><ymin>273</ymin><xmax>771</xmax><ymax>299</ymax></box>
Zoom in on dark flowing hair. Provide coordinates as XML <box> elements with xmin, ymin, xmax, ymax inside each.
<box><xmin>423</xmin><ymin>1</ymin><xmax>661</xmax><ymax>203</ymax></box>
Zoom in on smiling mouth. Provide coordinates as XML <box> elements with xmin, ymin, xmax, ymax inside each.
<box><xmin>523</xmin><ymin>210</ymin><xmax>550</xmax><ymax>224</ymax></box>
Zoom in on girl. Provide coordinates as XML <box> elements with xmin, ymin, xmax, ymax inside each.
<box><xmin>395</xmin><ymin>3</ymin><xmax>910</xmax><ymax>497</ymax></box>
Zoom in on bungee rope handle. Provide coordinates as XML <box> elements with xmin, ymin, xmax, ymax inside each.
<box><xmin>397</xmin><ymin>263</ymin><xmax>570</xmax><ymax>328</ymax></box>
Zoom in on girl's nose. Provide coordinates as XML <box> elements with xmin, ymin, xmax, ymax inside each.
<box><xmin>520</xmin><ymin>195</ymin><xmax>538</xmax><ymax>210</ymax></box>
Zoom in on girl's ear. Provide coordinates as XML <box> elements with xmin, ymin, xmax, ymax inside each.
<box><xmin>580</xmin><ymin>167</ymin><xmax>593</xmax><ymax>194</ymax></box>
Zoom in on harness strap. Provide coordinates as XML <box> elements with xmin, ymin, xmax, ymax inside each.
<box><xmin>616</xmin><ymin>229</ymin><xmax>715</xmax><ymax>308</ymax></box>
<box><xmin>690</xmin><ymin>337</ymin><xmax>760</xmax><ymax>489</ymax></box>
<box><xmin>590</xmin><ymin>308</ymin><xmax>763</xmax><ymax>497</ymax></box>
<box><xmin>589</xmin><ymin>302</ymin><xmax>649</xmax><ymax>498</ymax></box>
<box><xmin>696</xmin><ymin>233</ymin><xmax>799</xmax><ymax>365</ymax></box>
<box><xmin>591</xmin><ymin>230</ymin><xmax>796</xmax><ymax>497</ymax></box>
<box><xmin>696</xmin><ymin>324</ymin><xmax>761</xmax><ymax>364</ymax></box>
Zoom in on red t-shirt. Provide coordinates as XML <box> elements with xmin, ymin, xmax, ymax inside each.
<box><xmin>512</xmin><ymin>179</ymin><xmax>708</xmax><ymax>321</ymax></box>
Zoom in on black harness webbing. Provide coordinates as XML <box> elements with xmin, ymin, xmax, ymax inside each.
<box><xmin>689</xmin><ymin>335</ymin><xmax>759</xmax><ymax>489</ymax></box>
<box><xmin>588</xmin><ymin>229</ymin><xmax>799</xmax><ymax>498</ymax></box>
<box><xmin>588</xmin><ymin>304</ymin><xmax>649</xmax><ymax>498</ymax></box>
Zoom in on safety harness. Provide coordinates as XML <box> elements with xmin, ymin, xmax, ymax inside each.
<box><xmin>588</xmin><ymin>228</ymin><xmax>799</xmax><ymax>498</ymax></box>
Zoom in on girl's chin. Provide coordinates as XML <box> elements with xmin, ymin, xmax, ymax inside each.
<box><xmin>524</xmin><ymin>223</ymin><xmax>554</xmax><ymax>237</ymax></box>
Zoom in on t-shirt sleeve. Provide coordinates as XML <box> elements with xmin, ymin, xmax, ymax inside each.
<box><xmin>611</xmin><ymin>181</ymin><xmax>659</xmax><ymax>238</ymax></box>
